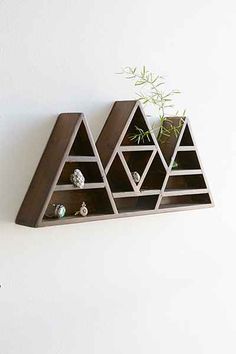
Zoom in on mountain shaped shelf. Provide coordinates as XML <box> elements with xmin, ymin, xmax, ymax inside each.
<box><xmin>16</xmin><ymin>113</ymin><xmax>117</xmax><ymax>227</ymax></box>
<box><xmin>97</xmin><ymin>100</ymin><xmax>213</xmax><ymax>216</ymax></box>
<box><xmin>16</xmin><ymin>101</ymin><xmax>213</xmax><ymax>227</ymax></box>
<box><xmin>97</xmin><ymin>101</ymin><xmax>168</xmax><ymax>213</ymax></box>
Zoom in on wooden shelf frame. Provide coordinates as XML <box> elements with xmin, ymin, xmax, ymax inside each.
<box><xmin>156</xmin><ymin>116</ymin><xmax>214</xmax><ymax>211</ymax></box>
<box><xmin>97</xmin><ymin>101</ymin><xmax>168</xmax><ymax>213</ymax></box>
<box><xmin>16</xmin><ymin>113</ymin><xmax>118</xmax><ymax>227</ymax></box>
<box><xmin>97</xmin><ymin>100</ymin><xmax>213</xmax><ymax>217</ymax></box>
<box><xmin>16</xmin><ymin>100</ymin><xmax>213</xmax><ymax>227</ymax></box>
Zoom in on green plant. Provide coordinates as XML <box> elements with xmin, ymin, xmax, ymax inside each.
<box><xmin>118</xmin><ymin>66</ymin><xmax>185</xmax><ymax>144</ymax></box>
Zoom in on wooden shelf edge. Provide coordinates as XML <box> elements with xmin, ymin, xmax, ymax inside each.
<box><xmin>170</xmin><ymin>169</ymin><xmax>202</xmax><ymax>176</ymax></box>
<box><xmin>38</xmin><ymin>202</ymin><xmax>214</xmax><ymax>227</ymax></box>
<box><xmin>119</xmin><ymin>145</ymin><xmax>156</xmax><ymax>152</ymax></box>
<box><xmin>158</xmin><ymin>203</ymin><xmax>213</xmax><ymax>213</ymax></box>
<box><xmin>177</xmin><ymin>146</ymin><xmax>196</xmax><ymax>151</ymax></box>
<box><xmin>163</xmin><ymin>188</ymin><xmax>208</xmax><ymax>197</ymax></box>
<box><xmin>54</xmin><ymin>183</ymin><xmax>105</xmax><ymax>191</ymax></box>
<box><xmin>113</xmin><ymin>189</ymin><xmax>161</xmax><ymax>198</ymax></box>
<box><xmin>66</xmin><ymin>156</ymin><xmax>97</xmax><ymax>162</ymax></box>
<box><xmin>40</xmin><ymin>209</ymin><xmax>157</xmax><ymax>226</ymax></box>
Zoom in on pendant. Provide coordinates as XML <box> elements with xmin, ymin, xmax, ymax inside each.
<box><xmin>80</xmin><ymin>202</ymin><xmax>88</xmax><ymax>217</ymax></box>
<box><xmin>74</xmin><ymin>202</ymin><xmax>88</xmax><ymax>217</ymax></box>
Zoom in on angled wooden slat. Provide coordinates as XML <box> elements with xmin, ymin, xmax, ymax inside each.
<box><xmin>137</xmin><ymin>150</ymin><xmax>157</xmax><ymax>190</ymax></box>
<box><xmin>118</xmin><ymin>151</ymin><xmax>139</xmax><ymax>193</ymax></box>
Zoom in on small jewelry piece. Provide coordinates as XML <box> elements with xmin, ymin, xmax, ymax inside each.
<box><xmin>74</xmin><ymin>202</ymin><xmax>88</xmax><ymax>217</ymax></box>
<box><xmin>80</xmin><ymin>202</ymin><xmax>88</xmax><ymax>217</ymax></box>
<box><xmin>70</xmin><ymin>169</ymin><xmax>85</xmax><ymax>188</ymax></box>
<box><xmin>132</xmin><ymin>171</ymin><xmax>141</xmax><ymax>183</ymax></box>
<box><xmin>45</xmin><ymin>204</ymin><xmax>66</xmax><ymax>218</ymax></box>
<box><xmin>54</xmin><ymin>204</ymin><xmax>66</xmax><ymax>218</ymax></box>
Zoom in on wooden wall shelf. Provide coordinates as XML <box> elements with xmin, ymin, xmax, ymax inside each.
<box><xmin>16</xmin><ymin>101</ymin><xmax>213</xmax><ymax>227</ymax></box>
<box><xmin>16</xmin><ymin>113</ymin><xmax>117</xmax><ymax>227</ymax></box>
<box><xmin>97</xmin><ymin>100</ymin><xmax>213</xmax><ymax>217</ymax></box>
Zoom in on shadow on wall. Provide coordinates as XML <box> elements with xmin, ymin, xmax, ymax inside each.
<box><xmin>0</xmin><ymin>114</ymin><xmax>57</xmax><ymax>224</ymax></box>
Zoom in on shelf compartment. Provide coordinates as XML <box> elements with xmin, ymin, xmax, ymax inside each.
<box><xmin>115</xmin><ymin>195</ymin><xmax>158</xmax><ymax>213</ymax></box>
<box><xmin>159</xmin><ymin>117</ymin><xmax>185</xmax><ymax>164</ymax></box>
<box><xmin>165</xmin><ymin>174</ymin><xmax>207</xmax><ymax>191</ymax></box>
<box><xmin>141</xmin><ymin>153</ymin><xmax>166</xmax><ymax>190</ymax></box>
<box><xmin>172</xmin><ymin>151</ymin><xmax>200</xmax><ymax>170</ymax></box>
<box><xmin>55</xmin><ymin>183</ymin><xmax>105</xmax><ymax>191</ymax></box>
<box><xmin>121</xmin><ymin>106</ymin><xmax>154</xmax><ymax>146</ymax></box>
<box><xmin>122</xmin><ymin>150</ymin><xmax>153</xmax><ymax>179</ymax></box>
<box><xmin>107</xmin><ymin>154</ymin><xmax>133</xmax><ymax>192</ymax></box>
<box><xmin>57</xmin><ymin>162</ymin><xmax>103</xmax><ymax>185</ymax></box>
<box><xmin>43</xmin><ymin>189</ymin><xmax>113</xmax><ymax>219</ymax></box>
<box><xmin>69</xmin><ymin>121</ymin><xmax>95</xmax><ymax>156</ymax></box>
<box><xmin>159</xmin><ymin>193</ymin><xmax>211</xmax><ymax>209</ymax></box>
<box><xmin>180</xmin><ymin>124</ymin><xmax>194</xmax><ymax>146</ymax></box>
<box><xmin>113</xmin><ymin>189</ymin><xmax>160</xmax><ymax>198</ymax></box>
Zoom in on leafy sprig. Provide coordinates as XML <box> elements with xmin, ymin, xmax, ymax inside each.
<box><xmin>118</xmin><ymin>66</ymin><xmax>185</xmax><ymax>144</ymax></box>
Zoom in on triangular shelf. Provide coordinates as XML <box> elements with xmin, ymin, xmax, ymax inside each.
<box><xmin>69</xmin><ymin>120</ymin><xmax>95</xmax><ymax>156</ymax></box>
<box><xmin>121</xmin><ymin>105</ymin><xmax>155</xmax><ymax>146</ymax></box>
<box><xmin>16</xmin><ymin>101</ymin><xmax>214</xmax><ymax>227</ymax></box>
<box><xmin>16</xmin><ymin>113</ymin><xmax>117</xmax><ymax>227</ymax></box>
<box><xmin>157</xmin><ymin>120</ymin><xmax>214</xmax><ymax>212</ymax></box>
<box><xmin>97</xmin><ymin>101</ymin><xmax>168</xmax><ymax>213</ymax></box>
<box><xmin>97</xmin><ymin>101</ymin><xmax>213</xmax><ymax>216</ymax></box>
<box><xmin>107</xmin><ymin>153</ymin><xmax>134</xmax><ymax>193</ymax></box>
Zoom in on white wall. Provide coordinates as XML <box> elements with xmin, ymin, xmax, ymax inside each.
<box><xmin>1</xmin><ymin>0</ymin><xmax>236</xmax><ymax>353</ymax></box>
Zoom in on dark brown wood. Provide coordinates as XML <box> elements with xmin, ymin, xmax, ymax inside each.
<box><xmin>96</xmin><ymin>101</ymin><xmax>138</xmax><ymax>168</ymax></box>
<box><xmin>44</xmin><ymin>189</ymin><xmax>114</xmax><ymax>219</ymax></box>
<box><xmin>97</xmin><ymin>101</ymin><xmax>213</xmax><ymax>216</ymax></box>
<box><xmin>158</xmin><ymin>116</ymin><xmax>186</xmax><ymax>164</ymax></box>
<box><xmin>155</xmin><ymin>118</ymin><xmax>214</xmax><ymax>210</ymax></box>
<box><xmin>16</xmin><ymin>114</ymin><xmax>82</xmax><ymax>227</ymax></box>
<box><xmin>16</xmin><ymin>101</ymin><xmax>213</xmax><ymax>228</ymax></box>
<box><xmin>97</xmin><ymin>100</ymin><xmax>168</xmax><ymax>213</ymax></box>
<box><xmin>16</xmin><ymin>113</ymin><xmax>117</xmax><ymax>227</ymax></box>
